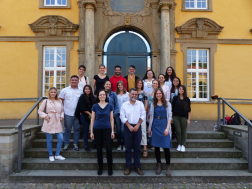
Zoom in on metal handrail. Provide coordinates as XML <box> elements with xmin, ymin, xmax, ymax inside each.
<box><xmin>214</xmin><ymin>97</ymin><xmax>252</xmax><ymax>173</ymax></box>
<box><xmin>0</xmin><ymin>97</ymin><xmax>47</xmax><ymax>172</ymax></box>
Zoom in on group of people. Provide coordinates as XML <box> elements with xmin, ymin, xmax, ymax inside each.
<box><xmin>38</xmin><ymin>64</ymin><xmax>191</xmax><ymax>177</ymax></box>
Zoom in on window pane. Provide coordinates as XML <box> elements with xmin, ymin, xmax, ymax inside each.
<box><xmin>62</xmin><ymin>0</ymin><xmax>66</xmax><ymax>5</ymax></box>
<box><xmin>51</xmin><ymin>0</ymin><xmax>55</xmax><ymax>5</ymax></box>
<box><xmin>46</xmin><ymin>0</ymin><xmax>50</xmax><ymax>5</ymax></box>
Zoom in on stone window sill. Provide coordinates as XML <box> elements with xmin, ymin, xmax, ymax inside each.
<box><xmin>39</xmin><ymin>5</ymin><xmax>71</xmax><ymax>9</ymax></box>
<box><xmin>181</xmin><ymin>8</ymin><xmax>213</xmax><ymax>12</ymax></box>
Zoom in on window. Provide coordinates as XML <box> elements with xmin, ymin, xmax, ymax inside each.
<box><xmin>43</xmin><ymin>47</ymin><xmax>66</xmax><ymax>96</ymax></box>
<box><xmin>182</xmin><ymin>0</ymin><xmax>212</xmax><ymax>11</ymax></box>
<box><xmin>185</xmin><ymin>0</ymin><xmax>207</xmax><ymax>9</ymax></box>
<box><xmin>187</xmin><ymin>49</ymin><xmax>209</xmax><ymax>101</ymax></box>
<box><xmin>45</xmin><ymin>0</ymin><xmax>67</xmax><ymax>6</ymax></box>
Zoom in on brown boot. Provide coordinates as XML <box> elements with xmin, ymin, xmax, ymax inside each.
<box><xmin>124</xmin><ymin>167</ymin><xmax>131</xmax><ymax>175</ymax></box>
<box><xmin>156</xmin><ymin>163</ymin><xmax>162</xmax><ymax>175</ymax></box>
<box><xmin>166</xmin><ymin>165</ymin><xmax>171</xmax><ymax>177</ymax></box>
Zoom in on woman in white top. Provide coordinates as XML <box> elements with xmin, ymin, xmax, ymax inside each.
<box><xmin>164</xmin><ymin>66</ymin><xmax>176</xmax><ymax>91</ymax></box>
<box><xmin>78</xmin><ymin>65</ymin><xmax>90</xmax><ymax>89</ymax></box>
<box><xmin>158</xmin><ymin>74</ymin><xmax>170</xmax><ymax>102</ymax></box>
<box><xmin>143</xmin><ymin>70</ymin><xmax>156</xmax><ymax>99</ymax></box>
<box><xmin>115</xmin><ymin>81</ymin><xmax>129</xmax><ymax>151</ymax></box>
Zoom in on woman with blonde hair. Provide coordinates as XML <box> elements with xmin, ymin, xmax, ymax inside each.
<box><xmin>38</xmin><ymin>87</ymin><xmax>65</xmax><ymax>162</ymax></box>
<box><xmin>115</xmin><ymin>81</ymin><xmax>129</xmax><ymax>151</ymax></box>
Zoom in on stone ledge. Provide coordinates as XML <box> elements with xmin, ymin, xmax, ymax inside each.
<box><xmin>0</xmin><ymin>125</ymin><xmax>42</xmax><ymax>136</ymax></box>
<box><xmin>221</xmin><ymin>125</ymin><xmax>248</xmax><ymax>133</ymax></box>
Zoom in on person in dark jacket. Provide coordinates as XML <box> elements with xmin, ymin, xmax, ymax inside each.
<box><xmin>172</xmin><ymin>85</ymin><xmax>191</xmax><ymax>152</ymax></box>
<box><xmin>75</xmin><ymin>85</ymin><xmax>96</xmax><ymax>152</ymax></box>
<box><xmin>124</xmin><ymin>65</ymin><xmax>139</xmax><ymax>92</ymax></box>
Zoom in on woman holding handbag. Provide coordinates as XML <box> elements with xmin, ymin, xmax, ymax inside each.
<box><xmin>38</xmin><ymin>87</ymin><xmax>65</xmax><ymax>162</ymax></box>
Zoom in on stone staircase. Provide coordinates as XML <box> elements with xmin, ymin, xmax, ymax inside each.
<box><xmin>9</xmin><ymin>130</ymin><xmax>252</xmax><ymax>183</ymax></box>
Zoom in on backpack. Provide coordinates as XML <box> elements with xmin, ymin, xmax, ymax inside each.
<box><xmin>228</xmin><ymin>113</ymin><xmax>241</xmax><ymax>125</ymax></box>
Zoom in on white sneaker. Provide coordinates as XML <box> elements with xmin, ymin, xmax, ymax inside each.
<box><xmin>160</xmin><ymin>147</ymin><xmax>164</xmax><ymax>152</ymax></box>
<box><xmin>117</xmin><ymin>145</ymin><xmax>122</xmax><ymax>151</ymax></box>
<box><xmin>55</xmin><ymin>155</ymin><xmax>66</xmax><ymax>160</ymax></box>
<box><xmin>123</xmin><ymin>146</ymin><xmax>126</xmax><ymax>151</ymax></box>
<box><xmin>176</xmin><ymin>145</ymin><xmax>181</xmax><ymax>152</ymax></box>
<box><xmin>180</xmin><ymin>145</ymin><xmax>185</xmax><ymax>152</ymax></box>
<box><xmin>49</xmin><ymin>156</ymin><xmax>55</xmax><ymax>162</ymax></box>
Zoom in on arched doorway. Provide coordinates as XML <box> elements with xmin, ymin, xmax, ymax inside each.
<box><xmin>103</xmin><ymin>30</ymin><xmax>151</xmax><ymax>78</ymax></box>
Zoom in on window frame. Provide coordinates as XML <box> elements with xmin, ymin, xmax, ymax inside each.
<box><xmin>187</xmin><ymin>49</ymin><xmax>209</xmax><ymax>101</ymax></box>
<box><xmin>36</xmin><ymin>41</ymin><xmax>73</xmax><ymax>97</ymax></box>
<box><xmin>42</xmin><ymin>46</ymin><xmax>67</xmax><ymax>97</ymax></box>
<box><xmin>182</xmin><ymin>0</ymin><xmax>212</xmax><ymax>12</ymax></box>
<box><xmin>39</xmin><ymin>0</ymin><xmax>71</xmax><ymax>9</ymax></box>
<box><xmin>180</xmin><ymin>43</ymin><xmax>217</xmax><ymax>102</ymax></box>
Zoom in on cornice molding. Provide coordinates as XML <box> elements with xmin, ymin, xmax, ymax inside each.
<box><xmin>103</xmin><ymin>0</ymin><xmax>152</xmax><ymax>17</ymax></box>
<box><xmin>29</xmin><ymin>15</ymin><xmax>79</xmax><ymax>36</ymax></box>
<box><xmin>176</xmin><ymin>18</ymin><xmax>224</xmax><ymax>39</ymax></box>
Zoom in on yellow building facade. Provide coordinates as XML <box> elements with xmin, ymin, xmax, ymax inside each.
<box><xmin>0</xmin><ymin>0</ymin><xmax>252</xmax><ymax>120</ymax></box>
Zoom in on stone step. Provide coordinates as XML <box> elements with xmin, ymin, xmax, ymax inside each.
<box><xmin>31</xmin><ymin>139</ymin><xmax>234</xmax><ymax>148</ymax></box>
<box><xmin>36</xmin><ymin>131</ymin><xmax>227</xmax><ymax>139</ymax></box>
<box><xmin>25</xmin><ymin>148</ymin><xmax>242</xmax><ymax>159</ymax></box>
<box><xmin>9</xmin><ymin>170</ymin><xmax>252</xmax><ymax>183</ymax></box>
<box><xmin>21</xmin><ymin>158</ymin><xmax>248</xmax><ymax>170</ymax></box>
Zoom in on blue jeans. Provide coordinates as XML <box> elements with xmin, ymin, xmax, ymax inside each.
<box><xmin>80</xmin><ymin>113</ymin><xmax>95</xmax><ymax>148</ymax></box>
<box><xmin>124</xmin><ymin>124</ymin><xmax>142</xmax><ymax>168</ymax></box>
<box><xmin>115</xmin><ymin>114</ymin><xmax>124</xmax><ymax>146</ymax></box>
<box><xmin>64</xmin><ymin>114</ymin><xmax>80</xmax><ymax>145</ymax></box>
<box><xmin>46</xmin><ymin>132</ymin><xmax>63</xmax><ymax>156</ymax></box>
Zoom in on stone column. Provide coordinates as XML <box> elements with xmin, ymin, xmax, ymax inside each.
<box><xmin>83</xmin><ymin>0</ymin><xmax>96</xmax><ymax>81</ymax></box>
<box><xmin>77</xmin><ymin>1</ymin><xmax>85</xmax><ymax>66</ymax></box>
<box><xmin>158</xmin><ymin>2</ymin><xmax>173</xmax><ymax>73</ymax></box>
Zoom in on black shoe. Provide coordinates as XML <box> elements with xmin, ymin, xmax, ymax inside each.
<box><xmin>108</xmin><ymin>169</ymin><xmax>113</xmax><ymax>176</ymax></box>
<box><xmin>85</xmin><ymin>147</ymin><xmax>90</xmax><ymax>152</ymax></box>
<box><xmin>98</xmin><ymin>167</ymin><xmax>103</xmax><ymax>175</ymax></box>
<box><xmin>63</xmin><ymin>144</ymin><xmax>69</xmax><ymax>151</ymax></box>
<box><xmin>73</xmin><ymin>144</ymin><xmax>79</xmax><ymax>151</ymax></box>
<box><xmin>93</xmin><ymin>144</ymin><xmax>96</xmax><ymax>149</ymax></box>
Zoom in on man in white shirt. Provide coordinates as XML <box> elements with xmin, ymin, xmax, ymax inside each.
<box><xmin>59</xmin><ymin>75</ymin><xmax>83</xmax><ymax>151</ymax></box>
<box><xmin>78</xmin><ymin>65</ymin><xmax>89</xmax><ymax>89</ymax></box>
<box><xmin>120</xmin><ymin>88</ymin><xmax>146</xmax><ymax>175</ymax></box>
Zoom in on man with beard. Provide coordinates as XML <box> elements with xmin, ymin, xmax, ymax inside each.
<box><xmin>109</xmin><ymin>65</ymin><xmax>128</xmax><ymax>92</ymax></box>
<box><xmin>120</xmin><ymin>88</ymin><xmax>146</xmax><ymax>175</ymax></box>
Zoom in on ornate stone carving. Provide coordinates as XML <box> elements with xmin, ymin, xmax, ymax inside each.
<box><xmin>176</xmin><ymin>18</ymin><xmax>224</xmax><ymax>39</ymax></box>
<box><xmin>158</xmin><ymin>2</ymin><xmax>175</xmax><ymax>12</ymax></box>
<box><xmin>103</xmin><ymin>0</ymin><xmax>152</xmax><ymax>17</ymax></box>
<box><xmin>29</xmin><ymin>15</ymin><xmax>79</xmax><ymax>36</ymax></box>
<box><xmin>82</xmin><ymin>0</ymin><xmax>97</xmax><ymax>11</ymax></box>
<box><xmin>125</xmin><ymin>16</ymin><xmax>131</xmax><ymax>25</ymax></box>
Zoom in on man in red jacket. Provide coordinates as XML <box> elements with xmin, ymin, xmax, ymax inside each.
<box><xmin>109</xmin><ymin>65</ymin><xmax>128</xmax><ymax>92</ymax></box>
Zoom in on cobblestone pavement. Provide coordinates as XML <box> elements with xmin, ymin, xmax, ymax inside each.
<box><xmin>0</xmin><ymin>183</ymin><xmax>252</xmax><ymax>189</ymax></box>
<box><xmin>0</xmin><ymin>120</ymin><xmax>217</xmax><ymax>131</ymax></box>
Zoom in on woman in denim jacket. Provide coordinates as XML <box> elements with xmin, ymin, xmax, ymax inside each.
<box><xmin>104</xmin><ymin>80</ymin><xmax>120</xmax><ymax>127</ymax></box>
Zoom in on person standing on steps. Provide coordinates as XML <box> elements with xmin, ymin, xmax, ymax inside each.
<box><xmin>120</xmin><ymin>88</ymin><xmax>146</xmax><ymax>176</ymax></box>
<box><xmin>172</xmin><ymin>85</ymin><xmax>191</xmax><ymax>152</ymax></box>
<box><xmin>124</xmin><ymin>65</ymin><xmax>139</xmax><ymax>92</ymax></box>
<box><xmin>92</xmin><ymin>64</ymin><xmax>110</xmax><ymax>96</ymax></box>
<box><xmin>38</xmin><ymin>87</ymin><xmax>65</xmax><ymax>162</ymax></box>
<box><xmin>136</xmin><ymin>79</ymin><xmax>148</xmax><ymax>157</ymax></box>
<box><xmin>115</xmin><ymin>81</ymin><xmax>129</xmax><ymax>151</ymax></box>
<box><xmin>59</xmin><ymin>75</ymin><xmax>83</xmax><ymax>151</ymax></box>
<box><xmin>90</xmin><ymin>90</ymin><xmax>115</xmax><ymax>176</ymax></box>
<box><xmin>164</xmin><ymin>66</ymin><xmax>176</xmax><ymax>91</ymax></box>
<box><xmin>75</xmin><ymin>85</ymin><xmax>96</xmax><ymax>152</ymax></box>
<box><xmin>143</xmin><ymin>70</ymin><xmax>156</xmax><ymax>98</ymax></box>
<box><xmin>158</xmin><ymin>74</ymin><xmax>170</xmax><ymax>102</ymax></box>
<box><xmin>77</xmin><ymin>65</ymin><xmax>89</xmax><ymax>89</ymax></box>
<box><xmin>110</xmin><ymin>65</ymin><xmax>128</xmax><ymax>92</ymax></box>
<box><xmin>148</xmin><ymin>88</ymin><xmax>172</xmax><ymax>176</ymax></box>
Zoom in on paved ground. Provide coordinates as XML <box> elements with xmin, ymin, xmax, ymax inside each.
<box><xmin>0</xmin><ymin>183</ymin><xmax>251</xmax><ymax>189</ymax></box>
<box><xmin>0</xmin><ymin>120</ymin><xmax>217</xmax><ymax>131</ymax></box>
